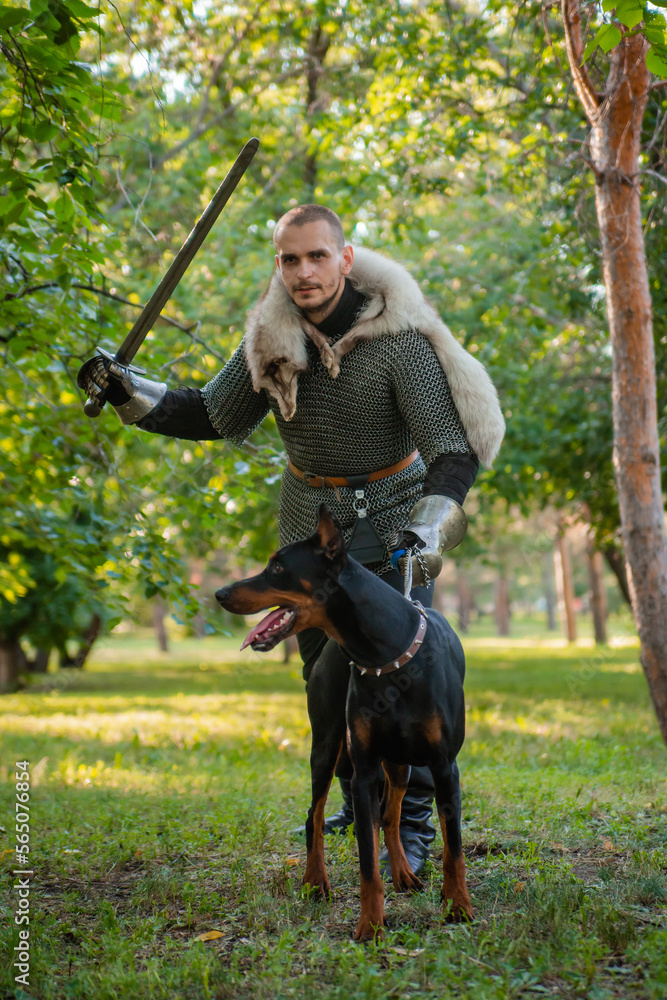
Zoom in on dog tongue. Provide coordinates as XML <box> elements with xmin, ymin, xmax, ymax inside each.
<box><xmin>241</xmin><ymin>607</ymin><xmax>290</xmax><ymax>650</ymax></box>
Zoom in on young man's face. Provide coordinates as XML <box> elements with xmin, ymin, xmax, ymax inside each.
<box><xmin>274</xmin><ymin>220</ymin><xmax>354</xmax><ymax>318</ymax></box>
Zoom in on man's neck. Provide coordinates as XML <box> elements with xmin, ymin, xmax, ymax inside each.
<box><xmin>301</xmin><ymin>276</ymin><xmax>346</xmax><ymax>325</ymax></box>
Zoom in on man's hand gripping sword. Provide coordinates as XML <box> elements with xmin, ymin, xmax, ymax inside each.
<box><xmin>77</xmin><ymin>138</ymin><xmax>259</xmax><ymax>419</ymax></box>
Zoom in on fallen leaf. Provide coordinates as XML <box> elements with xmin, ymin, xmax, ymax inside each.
<box><xmin>604</xmin><ymin>840</ymin><xmax>614</xmax><ymax>851</ymax></box>
<box><xmin>390</xmin><ymin>947</ymin><xmax>425</xmax><ymax>957</ymax></box>
<box><xmin>514</xmin><ymin>881</ymin><xmax>526</xmax><ymax>892</ymax></box>
<box><xmin>195</xmin><ymin>930</ymin><xmax>224</xmax><ymax>942</ymax></box>
<box><xmin>285</xmin><ymin>857</ymin><xmax>300</xmax><ymax>867</ymax></box>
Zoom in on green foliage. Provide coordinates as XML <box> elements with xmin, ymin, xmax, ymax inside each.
<box><xmin>583</xmin><ymin>1</ymin><xmax>667</xmax><ymax>74</ymax></box>
<box><xmin>3</xmin><ymin>0</ymin><xmax>667</xmax><ymax>661</ymax></box>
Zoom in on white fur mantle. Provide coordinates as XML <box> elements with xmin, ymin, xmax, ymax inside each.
<box><xmin>244</xmin><ymin>246</ymin><xmax>505</xmax><ymax>468</ymax></box>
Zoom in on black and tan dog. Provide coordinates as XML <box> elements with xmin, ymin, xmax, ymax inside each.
<box><xmin>215</xmin><ymin>504</ymin><xmax>473</xmax><ymax>940</ymax></box>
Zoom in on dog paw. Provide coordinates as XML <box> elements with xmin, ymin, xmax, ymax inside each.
<box><xmin>392</xmin><ymin>868</ymin><xmax>424</xmax><ymax>894</ymax></box>
<box><xmin>303</xmin><ymin>874</ymin><xmax>332</xmax><ymax>899</ymax></box>
<box><xmin>441</xmin><ymin>893</ymin><xmax>474</xmax><ymax>923</ymax></box>
<box><xmin>353</xmin><ymin>918</ymin><xmax>386</xmax><ymax>942</ymax></box>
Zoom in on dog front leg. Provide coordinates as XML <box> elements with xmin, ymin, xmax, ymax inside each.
<box><xmin>350</xmin><ymin>757</ymin><xmax>385</xmax><ymax>941</ymax></box>
<box><xmin>304</xmin><ymin>736</ymin><xmax>342</xmax><ymax>897</ymax></box>
<box><xmin>432</xmin><ymin>758</ymin><xmax>473</xmax><ymax>922</ymax></box>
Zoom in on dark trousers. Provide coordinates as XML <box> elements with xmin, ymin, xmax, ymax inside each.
<box><xmin>297</xmin><ymin>567</ymin><xmax>435</xmax><ymax>791</ymax></box>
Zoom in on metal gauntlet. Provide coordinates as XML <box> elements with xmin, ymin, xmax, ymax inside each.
<box><xmin>78</xmin><ymin>348</ymin><xmax>167</xmax><ymax>425</ymax></box>
<box><xmin>398</xmin><ymin>495</ymin><xmax>468</xmax><ymax>586</ymax></box>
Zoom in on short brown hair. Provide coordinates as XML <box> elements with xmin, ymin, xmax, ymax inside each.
<box><xmin>273</xmin><ymin>204</ymin><xmax>345</xmax><ymax>249</ymax></box>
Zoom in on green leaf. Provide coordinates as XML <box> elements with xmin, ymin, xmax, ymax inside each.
<box><xmin>646</xmin><ymin>46</ymin><xmax>667</xmax><ymax>76</ymax></box>
<box><xmin>582</xmin><ymin>23</ymin><xmax>622</xmax><ymax>61</ymax></box>
<box><xmin>600</xmin><ymin>23</ymin><xmax>623</xmax><ymax>52</ymax></box>
<box><xmin>34</xmin><ymin>120</ymin><xmax>60</xmax><ymax>142</ymax></box>
<box><xmin>644</xmin><ymin>26</ymin><xmax>667</xmax><ymax>44</ymax></box>
<box><xmin>66</xmin><ymin>0</ymin><xmax>99</xmax><ymax>18</ymax></box>
<box><xmin>0</xmin><ymin>5</ymin><xmax>30</xmax><ymax>28</ymax></box>
<box><xmin>615</xmin><ymin>0</ymin><xmax>645</xmax><ymax>29</ymax></box>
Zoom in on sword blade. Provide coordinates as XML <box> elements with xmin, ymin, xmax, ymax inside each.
<box><xmin>115</xmin><ymin>136</ymin><xmax>259</xmax><ymax>365</ymax></box>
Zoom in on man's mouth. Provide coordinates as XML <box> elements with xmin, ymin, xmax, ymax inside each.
<box><xmin>240</xmin><ymin>607</ymin><xmax>297</xmax><ymax>652</ymax></box>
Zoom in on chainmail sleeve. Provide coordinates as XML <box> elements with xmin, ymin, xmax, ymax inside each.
<box><xmin>388</xmin><ymin>331</ymin><xmax>472</xmax><ymax>465</ymax></box>
<box><xmin>200</xmin><ymin>339</ymin><xmax>270</xmax><ymax>446</ymax></box>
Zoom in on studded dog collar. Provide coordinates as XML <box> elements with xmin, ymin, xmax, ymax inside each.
<box><xmin>349</xmin><ymin>603</ymin><xmax>428</xmax><ymax>677</ymax></box>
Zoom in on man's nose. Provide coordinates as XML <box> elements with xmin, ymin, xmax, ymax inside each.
<box><xmin>296</xmin><ymin>258</ymin><xmax>313</xmax><ymax>278</ymax></box>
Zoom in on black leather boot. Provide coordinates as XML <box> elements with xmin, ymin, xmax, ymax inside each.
<box><xmin>322</xmin><ymin>776</ymin><xmax>355</xmax><ymax>835</ymax></box>
<box><xmin>293</xmin><ymin>776</ymin><xmax>355</xmax><ymax>837</ymax></box>
<box><xmin>379</xmin><ymin>765</ymin><xmax>436</xmax><ymax>880</ymax></box>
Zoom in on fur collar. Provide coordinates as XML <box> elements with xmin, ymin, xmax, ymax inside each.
<box><xmin>244</xmin><ymin>246</ymin><xmax>505</xmax><ymax>467</ymax></box>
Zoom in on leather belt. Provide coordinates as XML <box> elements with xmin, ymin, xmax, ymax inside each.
<box><xmin>287</xmin><ymin>449</ymin><xmax>419</xmax><ymax>490</ymax></box>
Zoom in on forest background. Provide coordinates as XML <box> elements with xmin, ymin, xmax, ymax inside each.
<box><xmin>1</xmin><ymin>0</ymin><xmax>667</xmax><ymax>715</ymax></box>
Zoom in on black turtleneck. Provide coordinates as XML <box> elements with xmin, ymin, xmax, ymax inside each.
<box><xmin>313</xmin><ymin>278</ymin><xmax>367</xmax><ymax>343</ymax></box>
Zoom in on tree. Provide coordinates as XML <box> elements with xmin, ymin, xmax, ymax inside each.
<box><xmin>556</xmin><ymin>0</ymin><xmax>667</xmax><ymax>741</ymax></box>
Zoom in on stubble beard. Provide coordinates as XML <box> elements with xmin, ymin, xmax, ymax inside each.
<box><xmin>295</xmin><ymin>272</ymin><xmax>344</xmax><ymax>323</ymax></box>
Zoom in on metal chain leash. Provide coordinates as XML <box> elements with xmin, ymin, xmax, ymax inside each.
<box><xmin>415</xmin><ymin>546</ymin><xmax>431</xmax><ymax>591</ymax></box>
<box><xmin>402</xmin><ymin>546</ymin><xmax>431</xmax><ymax>599</ymax></box>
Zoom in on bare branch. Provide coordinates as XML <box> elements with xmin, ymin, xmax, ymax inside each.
<box><xmin>2</xmin><ymin>281</ymin><xmax>197</xmax><ymax>334</ymax></box>
<box><xmin>560</xmin><ymin>0</ymin><xmax>600</xmax><ymax>122</ymax></box>
<box><xmin>195</xmin><ymin>7</ymin><xmax>260</xmax><ymax>129</ymax></box>
<box><xmin>642</xmin><ymin>168</ymin><xmax>667</xmax><ymax>187</ymax></box>
<box><xmin>155</xmin><ymin>65</ymin><xmax>302</xmax><ymax>169</ymax></box>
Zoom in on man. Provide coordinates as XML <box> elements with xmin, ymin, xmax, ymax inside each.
<box><xmin>82</xmin><ymin>204</ymin><xmax>505</xmax><ymax>876</ymax></box>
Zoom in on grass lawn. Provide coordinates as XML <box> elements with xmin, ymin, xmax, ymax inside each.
<box><xmin>0</xmin><ymin>620</ymin><xmax>665</xmax><ymax>999</ymax></box>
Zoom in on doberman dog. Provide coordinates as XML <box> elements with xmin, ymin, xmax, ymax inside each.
<box><xmin>215</xmin><ymin>504</ymin><xmax>473</xmax><ymax>941</ymax></box>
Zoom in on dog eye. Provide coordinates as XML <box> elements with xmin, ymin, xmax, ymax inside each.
<box><xmin>270</xmin><ymin>562</ymin><xmax>284</xmax><ymax>575</ymax></box>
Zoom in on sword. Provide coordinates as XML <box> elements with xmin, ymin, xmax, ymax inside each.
<box><xmin>78</xmin><ymin>137</ymin><xmax>260</xmax><ymax>417</ymax></box>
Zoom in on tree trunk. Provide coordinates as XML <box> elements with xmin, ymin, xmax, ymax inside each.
<box><xmin>553</xmin><ymin>532</ymin><xmax>577</xmax><ymax>643</ymax></box>
<box><xmin>0</xmin><ymin>638</ymin><xmax>22</xmax><ymax>693</ymax></box>
<box><xmin>542</xmin><ymin>551</ymin><xmax>558</xmax><ymax>631</ymax></box>
<box><xmin>561</xmin><ymin>2</ymin><xmax>667</xmax><ymax>741</ymax></box>
<box><xmin>303</xmin><ymin>26</ymin><xmax>331</xmax><ymax>198</ymax></box>
<box><xmin>153</xmin><ymin>599</ymin><xmax>169</xmax><ymax>653</ymax></box>
<box><xmin>494</xmin><ymin>574</ymin><xmax>510</xmax><ymax>637</ymax></box>
<box><xmin>603</xmin><ymin>544</ymin><xmax>632</xmax><ymax>607</ymax></box>
<box><xmin>457</xmin><ymin>566</ymin><xmax>472</xmax><ymax>633</ymax></box>
<box><xmin>28</xmin><ymin>647</ymin><xmax>51</xmax><ymax>673</ymax></box>
<box><xmin>73</xmin><ymin>614</ymin><xmax>102</xmax><ymax>669</ymax></box>
<box><xmin>587</xmin><ymin>543</ymin><xmax>608</xmax><ymax>645</ymax></box>
<box><xmin>282</xmin><ymin>635</ymin><xmax>298</xmax><ymax>663</ymax></box>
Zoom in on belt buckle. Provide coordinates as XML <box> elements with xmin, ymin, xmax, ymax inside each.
<box><xmin>304</xmin><ymin>470</ymin><xmax>322</xmax><ymax>488</ymax></box>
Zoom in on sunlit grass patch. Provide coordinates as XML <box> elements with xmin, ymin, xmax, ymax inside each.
<box><xmin>0</xmin><ymin>628</ymin><xmax>665</xmax><ymax>999</ymax></box>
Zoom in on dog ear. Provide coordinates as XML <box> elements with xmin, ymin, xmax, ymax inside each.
<box><xmin>315</xmin><ymin>503</ymin><xmax>346</xmax><ymax>562</ymax></box>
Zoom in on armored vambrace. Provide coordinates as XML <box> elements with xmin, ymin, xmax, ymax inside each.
<box><xmin>108</xmin><ymin>361</ymin><xmax>168</xmax><ymax>424</ymax></box>
<box><xmin>399</xmin><ymin>495</ymin><xmax>468</xmax><ymax>587</ymax></box>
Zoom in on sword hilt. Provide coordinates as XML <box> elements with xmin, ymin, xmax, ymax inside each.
<box><xmin>78</xmin><ymin>354</ymin><xmax>109</xmax><ymax>418</ymax></box>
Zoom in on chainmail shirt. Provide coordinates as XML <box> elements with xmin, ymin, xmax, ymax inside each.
<box><xmin>201</xmin><ymin>281</ymin><xmax>472</xmax><ymax>575</ymax></box>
